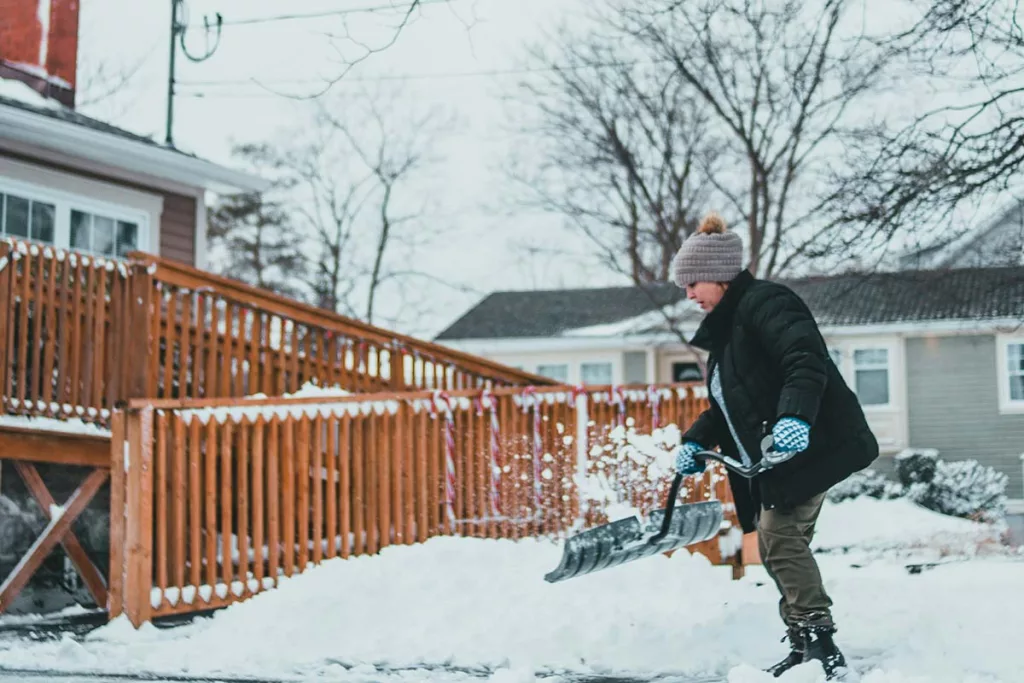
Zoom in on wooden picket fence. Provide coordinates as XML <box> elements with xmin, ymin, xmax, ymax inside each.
<box><xmin>108</xmin><ymin>383</ymin><xmax>738</xmax><ymax>626</ymax></box>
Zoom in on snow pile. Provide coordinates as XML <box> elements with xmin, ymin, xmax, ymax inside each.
<box><xmin>813</xmin><ymin>497</ymin><xmax>1005</xmax><ymax>556</ymax></box>
<box><xmin>0</xmin><ymin>530</ymin><xmax>1020</xmax><ymax>682</ymax></box>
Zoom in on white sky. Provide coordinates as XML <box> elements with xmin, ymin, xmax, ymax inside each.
<box><xmin>74</xmin><ymin>0</ymin><xmax>606</xmax><ymax>337</ymax></box>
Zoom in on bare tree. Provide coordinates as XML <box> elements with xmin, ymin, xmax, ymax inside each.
<box><xmin>828</xmin><ymin>0</ymin><xmax>1024</xmax><ymax>255</ymax></box>
<box><xmin>510</xmin><ymin>34</ymin><xmax>717</xmax><ymax>285</ymax></box>
<box><xmin>277</xmin><ymin>88</ymin><xmax>454</xmax><ymax>331</ymax></box>
<box><xmin>514</xmin><ymin>0</ymin><xmax>906</xmax><ymax>281</ymax></box>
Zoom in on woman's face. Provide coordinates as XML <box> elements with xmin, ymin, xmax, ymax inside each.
<box><xmin>686</xmin><ymin>281</ymin><xmax>727</xmax><ymax>312</ymax></box>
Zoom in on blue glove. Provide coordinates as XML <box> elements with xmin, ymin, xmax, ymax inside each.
<box><xmin>771</xmin><ymin>417</ymin><xmax>811</xmax><ymax>453</ymax></box>
<box><xmin>675</xmin><ymin>441</ymin><xmax>706</xmax><ymax>475</ymax></box>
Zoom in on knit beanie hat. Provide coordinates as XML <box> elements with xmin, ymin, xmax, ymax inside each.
<box><xmin>671</xmin><ymin>212</ymin><xmax>744</xmax><ymax>287</ymax></box>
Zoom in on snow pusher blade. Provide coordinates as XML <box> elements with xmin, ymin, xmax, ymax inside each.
<box><xmin>543</xmin><ymin>473</ymin><xmax>721</xmax><ymax>583</ymax></box>
<box><xmin>544</xmin><ymin>440</ymin><xmax>777</xmax><ymax>584</ymax></box>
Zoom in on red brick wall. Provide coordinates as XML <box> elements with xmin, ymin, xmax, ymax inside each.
<box><xmin>0</xmin><ymin>0</ymin><xmax>79</xmax><ymax>95</ymax></box>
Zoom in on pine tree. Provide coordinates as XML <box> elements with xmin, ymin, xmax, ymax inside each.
<box><xmin>206</xmin><ymin>145</ymin><xmax>304</xmax><ymax>300</ymax></box>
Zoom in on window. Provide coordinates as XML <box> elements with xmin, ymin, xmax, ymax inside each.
<box><xmin>536</xmin><ymin>364</ymin><xmax>568</xmax><ymax>382</ymax></box>
<box><xmin>71</xmin><ymin>210</ymin><xmax>139</xmax><ymax>258</ymax></box>
<box><xmin>1006</xmin><ymin>342</ymin><xmax>1024</xmax><ymax>404</ymax></box>
<box><xmin>1</xmin><ymin>191</ymin><xmax>56</xmax><ymax>244</ymax></box>
<box><xmin>672</xmin><ymin>362</ymin><xmax>703</xmax><ymax>382</ymax></box>
<box><xmin>828</xmin><ymin>347</ymin><xmax>842</xmax><ymax>368</ymax></box>
<box><xmin>0</xmin><ymin>177</ymin><xmax>148</xmax><ymax>259</ymax></box>
<box><xmin>580</xmin><ymin>362</ymin><xmax>612</xmax><ymax>385</ymax></box>
<box><xmin>853</xmin><ymin>348</ymin><xmax>889</xmax><ymax>406</ymax></box>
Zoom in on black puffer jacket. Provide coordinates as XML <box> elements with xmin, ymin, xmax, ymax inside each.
<box><xmin>683</xmin><ymin>270</ymin><xmax>879</xmax><ymax>533</ymax></box>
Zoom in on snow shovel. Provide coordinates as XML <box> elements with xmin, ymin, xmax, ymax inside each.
<box><xmin>543</xmin><ymin>437</ymin><xmax>776</xmax><ymax>584</ymax></box>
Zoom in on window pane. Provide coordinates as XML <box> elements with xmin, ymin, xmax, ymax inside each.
<box><xmin>116</xmin><ymin>220</ymin><xmax>138</xmax><ymax>256</ymax></box>
<box><xmin>580</xmin><ymin>362</ymin><xmax>612</xmax><ymax>385</ymax></box>
<box><xmin>672</xmin><ymin>362</ymin><xmax>703</xmax><ymax>382</ymax></box>
<box><xmin>856</xmin><ymin>368</ymin><xmax>889</xmax><ymax>405</ymax></box>
<box><xmin>854</xmin><ymin>348</ymin><xmax>887</xmax><ymax>366</ymax></box>
<box><xmin>1010</xmin><ymin>344</ymin><xmax>1024</xmax><ymax>373</ymax></box>
<box><xmin>5</xmin><ymin>194</ymin><xmax>29</xmax><ymax>237</ymax></box>
<box><xmin>828</xmin><ymin>348</ymin><xmax>841</xmax><ymax>367</ymax></box>
<box><xmin>537</xmin><ymin>364</ymin><xmax>568</xmax><ymax>382</ymax></box>
<box><xmin>30</xmin><ymin>201</ymin><xmax>55</xmax><ymax>243</ymax></box>
<box><xmin>1012</xmin><ymin>375</ymin><xmax>1024</xmax><ymax>402</ymax></box>
<box><xmin>93</xmin><ymin>215</ymin><xmax>115</xmax><ymax>255</ymax></box>
<box><xmin>70</xmin><ymin>210</ymin><xmax>92</xmax><ymax>250</ymax></box>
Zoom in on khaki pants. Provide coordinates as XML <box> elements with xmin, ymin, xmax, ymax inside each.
<box><xmin>757</xmin><ymin>492</ymin><xmax>833</xmax><ymax>633</ymax></box>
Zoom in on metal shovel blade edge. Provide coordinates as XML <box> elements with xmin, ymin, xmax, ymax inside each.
<box><xmin>543</xmin><ymin>500</ymin><xmax>724</xmax><ymax>583</ymax></box>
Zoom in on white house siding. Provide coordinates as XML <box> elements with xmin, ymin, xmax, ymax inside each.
<box><xmin>472</xmin><ymin>348</ymin><xmax>626</xmax><ymax>386</ymax></box>
<box><xmin>905</xmin><ymin>334</ymin><xmax>1024</xmax><ymax>499</ymax></box>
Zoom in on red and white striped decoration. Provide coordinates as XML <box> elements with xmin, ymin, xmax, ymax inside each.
<box><xmin>647</xmin><ymin>385</ymin><xmax>662</xmax><ymax>429</ymax></box>
<box><xmin>521</xmin><ymin>387</ymin><xmax>544</xmax><ymax>508</ymax></box>
<box><xmin>479</xmin><ymin>388</ymin><xmax>502</xmax><ymax>517</ymax></box>
<box><xmin>612</xmin><ymin>385</ymin><xmax>627</xmax><ymax>427</ymax></box>
<box><xmin>431</xmin><ymin>390</ymin><xmax>458</xmax><ymax>529</ymax></box>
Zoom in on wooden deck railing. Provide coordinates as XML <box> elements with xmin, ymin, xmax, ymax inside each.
<box><xmin>0</xmin><ymin>240</ymin><xmax>553</xmax><ymax>427</ymax></box>
<box><xmin>108</xmin><ymin>383</ymin><xmax>738</xmax><ymax>626</ymax></box>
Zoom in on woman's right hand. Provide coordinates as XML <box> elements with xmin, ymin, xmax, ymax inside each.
<box><xmin>675</xmin><ymin>441</ymin><xmax>707</xmax><ymax>475</ymax></box>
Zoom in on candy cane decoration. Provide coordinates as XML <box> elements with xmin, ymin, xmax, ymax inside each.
<box><xmin>647</xmin><ymin>385</ymin><xmax>661</xmax><ymax>429</ymax></box>
<box><xmin>612</xmin><ymin>385</ymin><xmax>627</xmax><ymax>427</ymax></box>
<box><xmin>432</xmin><ymin>390</ymin><xmax>458</xmax><ymax>529</ymax></box>
<box><xmin>480</xmin><ymin>388</ymin><xmax>502</xmax><ymax>517</ymax></box>
<box><xmin>521</xmin><ymin>387</ymin><xmax>544</xmax><ymax>509</ymax></box>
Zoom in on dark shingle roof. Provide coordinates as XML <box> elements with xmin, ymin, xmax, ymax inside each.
<box><xmin>0</xmin><ymin>94</ymin><xmax>185</xmax><ymax>154</ymax></box>
<box><xmin>435</xmin><ymin>266</ymin><xmax>1024</xmax><ymax>340</ymax></box>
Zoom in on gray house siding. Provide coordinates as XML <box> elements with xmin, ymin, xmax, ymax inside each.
<box><xmin>906</xmin><ymin>335</ymin><xmax>1024</xmax><ymax>498</ymax></box>
<box><xmin>623</xmin><ymin>351</ymin><xmax>648</xmax><ymax>383</ymax></box>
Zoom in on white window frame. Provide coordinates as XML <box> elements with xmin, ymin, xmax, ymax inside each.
<box><xmin>826</xmin><ymin>340</ymin><xmax>897</xmax><ymax>411</ymax></box>
<box><xmin>851</xmin><ymin>346</ymin><xmax>892</xmax><ymax>408</ymax></box>
<box><xmin>0</xmin><ymin>166</ymin><xmax>155</xmax><ymax>259</ymax></box>
<box><xmin>996</xmin><ymin>334</ymin><xmax>1024</xmax><ymax>414</ymax></box>
<box><xmin>580</xmin><ymin>361</ymin><xmax>613</xmax><ymax>386</ymax></box>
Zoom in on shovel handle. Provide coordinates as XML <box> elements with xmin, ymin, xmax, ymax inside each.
<box><xmin>696</xmin><ymin>450</ymin><xmax>767</xmax><ymax>479</ymax></box>
<box><xmin>648</xmin><ymin>472</ymin><xmax>686</xmax><ymax>545</ymax></box>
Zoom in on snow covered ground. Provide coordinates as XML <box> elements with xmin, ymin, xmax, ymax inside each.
<box><xmin>0</xmin><ymin>499</ymin><xmax>1018</xmax><ymax>683</ymax></box>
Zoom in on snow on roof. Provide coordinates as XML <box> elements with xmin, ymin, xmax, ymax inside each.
<box><xmin>0</xmin><ymin>76</ymin><xmax>64</xmax><ymax>110</ymax></box>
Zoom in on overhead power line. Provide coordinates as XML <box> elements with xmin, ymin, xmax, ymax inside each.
<box><xmin>190</xmin><ymin>0</ymin><xmax>452</xmax><ymax>28</ymax></box>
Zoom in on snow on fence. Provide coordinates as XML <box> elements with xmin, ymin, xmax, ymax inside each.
<box><xmin>108</xmin><ymin>383</ymin><xmax>736</xmax><ymax>626</ymax></box>
<box><xmin>0</xmin><ymin>240</ymin><xmax>552</xmax><ymax>430</ymax></box>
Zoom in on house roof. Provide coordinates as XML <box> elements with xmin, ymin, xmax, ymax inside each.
<box><xmin>435</xmin><ymin>266</ymin><xmax>1024</xmax><ymax>340</ymax></box>
<box><xmin>0</xmin><ymin>86</ymin><xmax>268</xmax><ymax>195</ymax></box>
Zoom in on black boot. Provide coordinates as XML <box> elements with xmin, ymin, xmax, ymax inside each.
<box><xmin>799</xmin><ymin>622</ymin><xmax>848</xmax><ymax>680</ymax></box>
<box><xmin>764</xmin><ymin>628</ymin><xmax>805</xmax><ymax>678</ymax></box>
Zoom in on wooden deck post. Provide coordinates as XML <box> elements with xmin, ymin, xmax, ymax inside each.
<box><xmin>0</xmin><ymin>241</ymin><xmax>14</xmax><ymax>408</ymax></box>
<box><xmin>121</xmin><ymin>406</ymin><xmax>155</xmax><ymax>627</ymax></box>
<box><xmin>125</xmin><ymin>264</ymin><xmax>156</xmax><ymax>401</ymax></box>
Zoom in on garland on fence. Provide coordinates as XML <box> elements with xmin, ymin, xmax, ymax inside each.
<box><xmin>430</xmin><ymin>390</ymin><xmax>458</xmax><ymax>529</ymax></box>
<box><xmin>479</xmin><ymin>387</ymin><xmax>502</xmax><ymax>517</ymax></box>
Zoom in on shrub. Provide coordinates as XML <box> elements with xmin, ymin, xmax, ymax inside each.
<box><xmin>826</xmin><ymin>469</ymin><xmax>902</xmax><ymax>503</ymax></box>
<box><xmin>894</xmin><ymin>448</ymin><xmax>939</xmax><ymax>487</ymax></box>
<box><xmin>906</xmin><ymin>459</ymin><xmax>1008</xmax><ymax>524</ymax></box>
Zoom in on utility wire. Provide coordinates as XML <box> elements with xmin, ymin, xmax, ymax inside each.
<box><xmin>189</xmin><ymin>0</ymin><xmax>452</xmax><ymax>28</ymax></box>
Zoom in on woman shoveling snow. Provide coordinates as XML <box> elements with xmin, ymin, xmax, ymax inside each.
<box><xmin>670</xmin><ymin>213</ymin><xmax>879</xmax><ymax>680</ymax></box>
